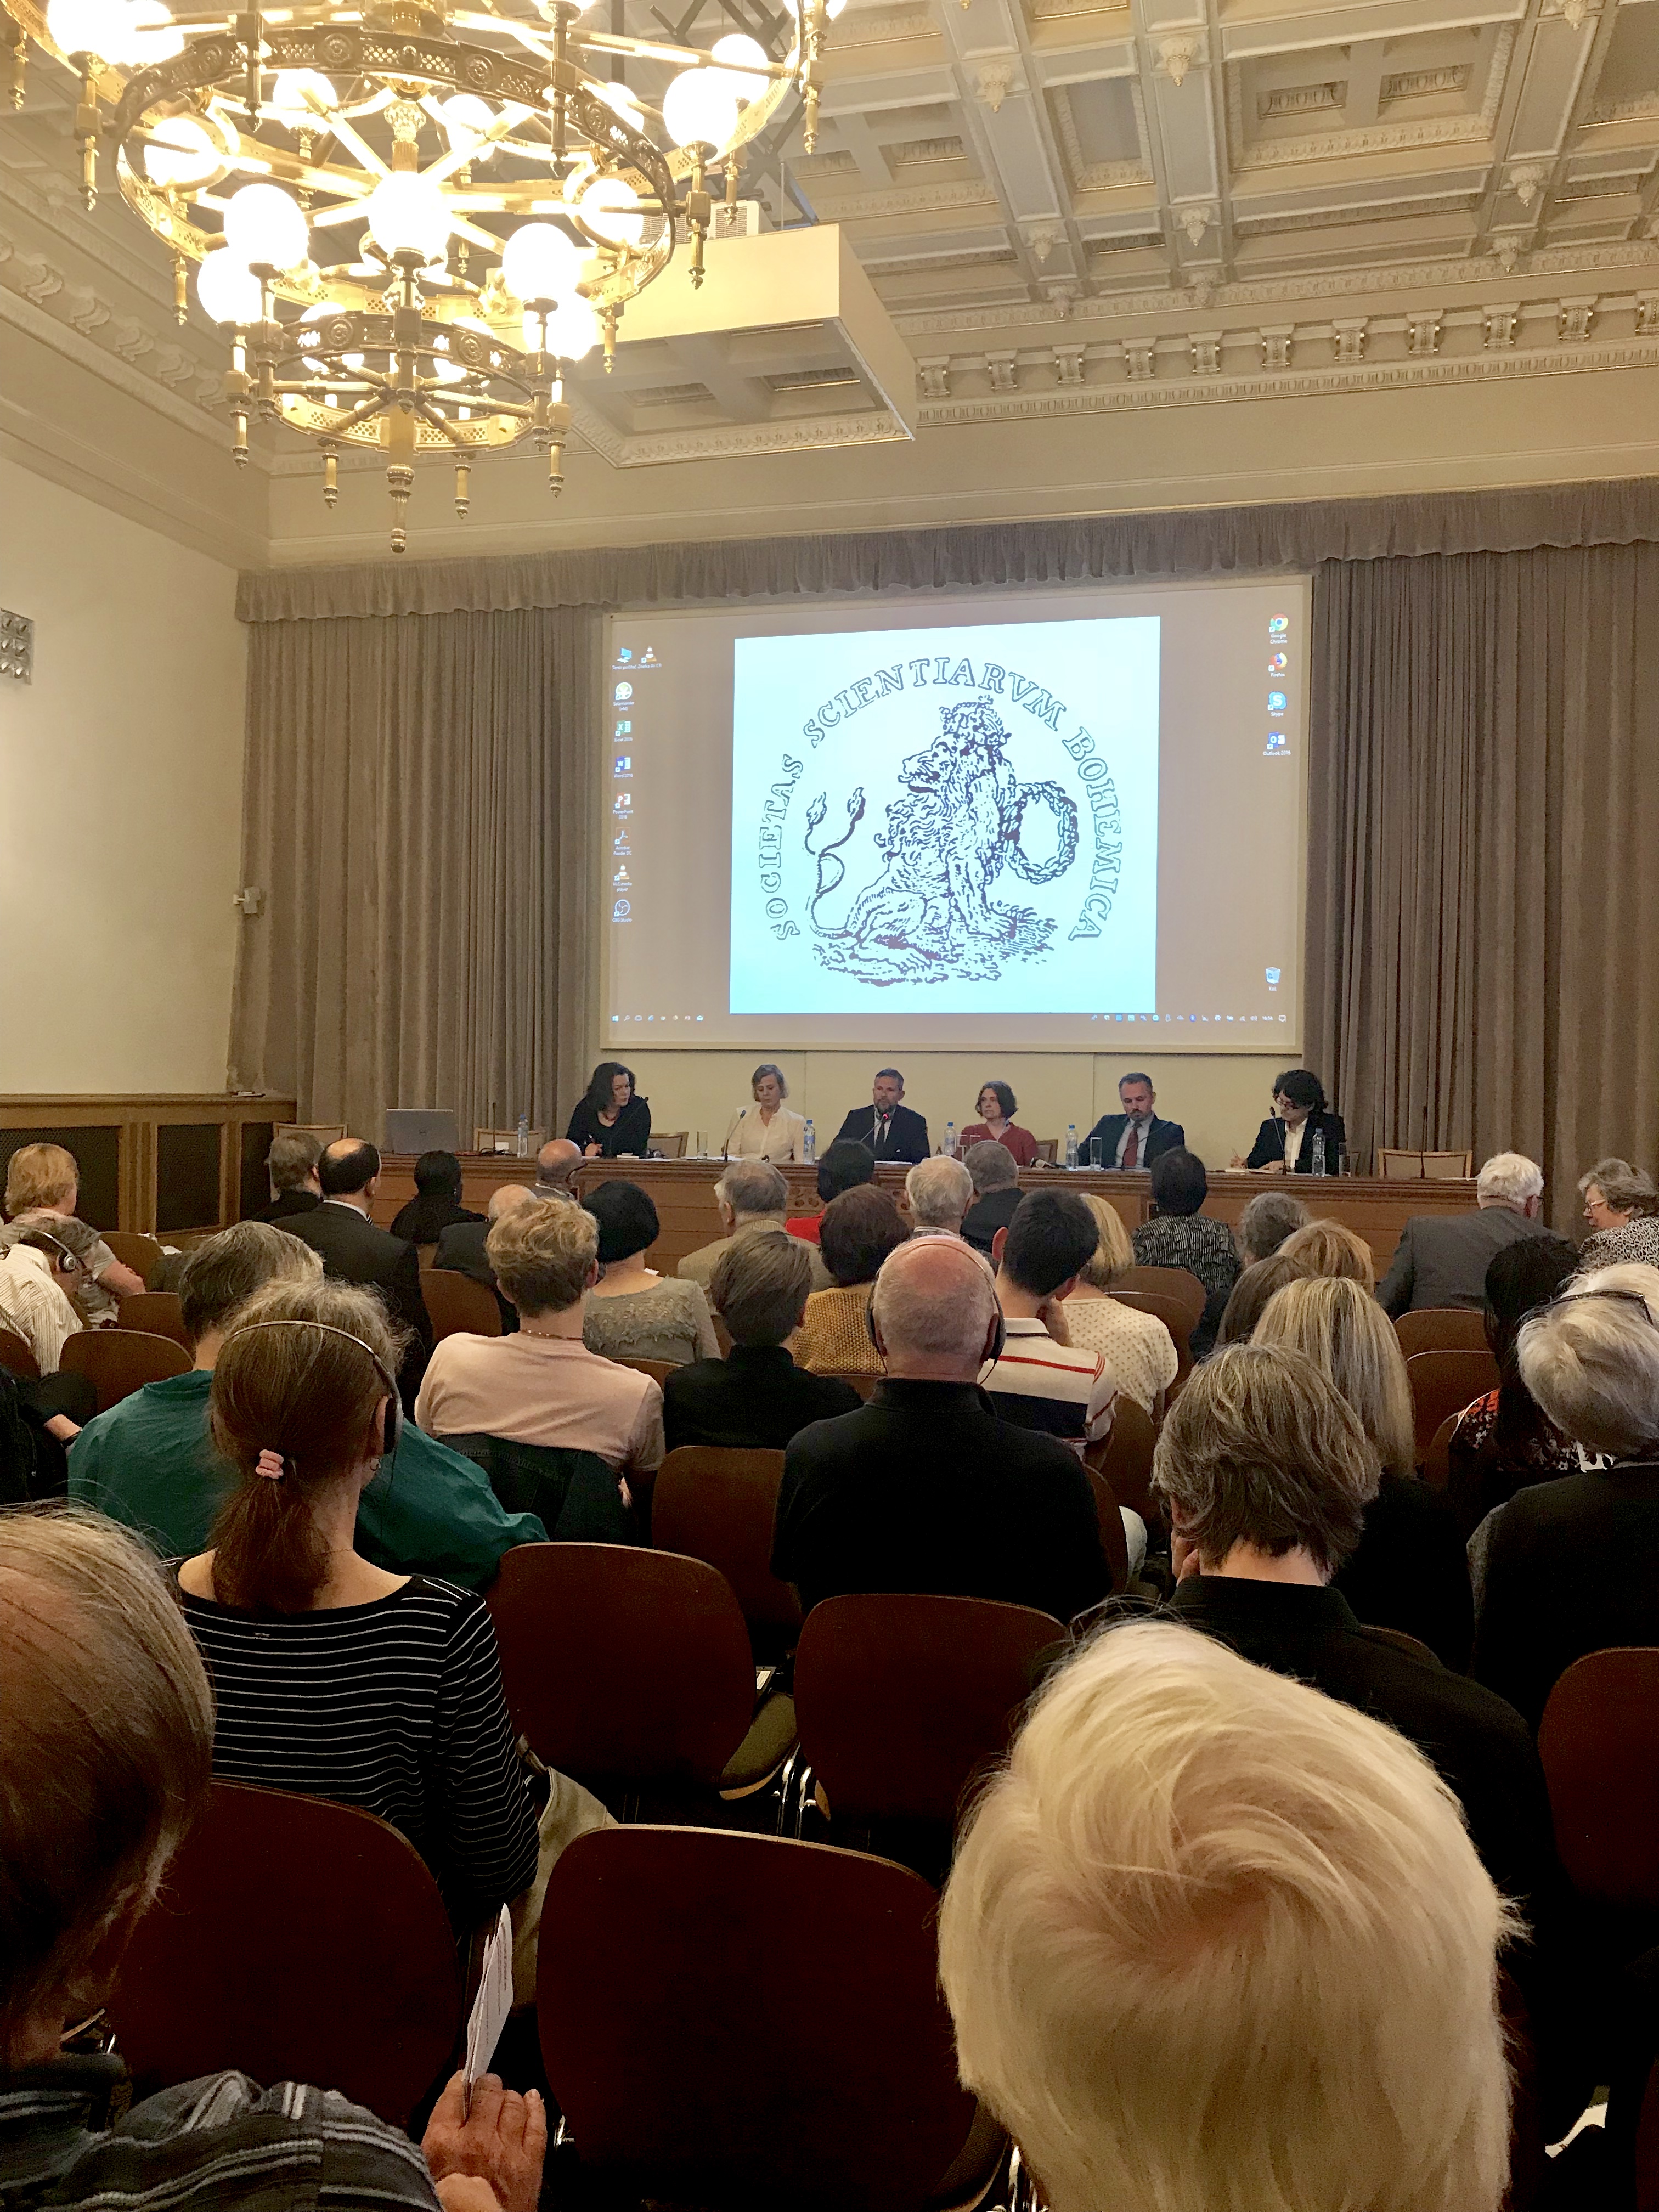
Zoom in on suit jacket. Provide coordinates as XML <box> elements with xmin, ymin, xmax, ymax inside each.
<box><xmin>678</xmin><ymin>1219</ymin><xmax>831</xmax><ymax>1295</ymax></box>
<box><xmin>249</xmin><ymin>1189</ymin><xmax>322</xmax><ymax>1224</ymax></box>
<box><xmin>285</xmin><ymin>1200</ymin><xmax>433</xmax><ymax>1404</ymax></box>
<box><xmin>961</xmin><ymin>1185</ymin><xmax>1024</xmax><ymax>1256</ymax></box>
<box><xmin>1244</xmin><ymin>1109</ymin><xmax>1347</xmax><ymax>1174</ymax></box>
<box><xmin>663</xmin><ymin>1344</ymin><xmax>862</xmax><ymax>1454</ymax></box>
<box><xmin>1376</xmin><ymin>1206</ymin><xmax>1550</xmax><ymax>1316</ymax></box>
<box><xmin>432</xmin><ymin>1218</ymin><xmax>518</xmax><ymax>1332</ymax></box>
<box><xmin>832</xmin><ymin>1103</ymin><xmax>930</xmax><ymax>1165</ymax></box>
<box><xmin>1082</xmin><ymin>1111</ymin><xmax>1185</xmax><ymax>1169</ymax></box>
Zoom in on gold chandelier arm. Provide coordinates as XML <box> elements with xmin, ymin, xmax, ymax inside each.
<box><xmin>300</xmin><ymin>90</ymin><xmax>389</xmax><ymax>176</ymax></box>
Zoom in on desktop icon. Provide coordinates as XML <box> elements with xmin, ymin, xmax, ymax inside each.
<box><xmin>1266</xmin><ymin>966</ymin><xmax>1281</xmax><ymax>989</ymax></box>
<box><xmin>612</xmin><ymin>865</ymin><xmax>631</xmax><ymax>888</ymax></box>
<box><xmin>611</xmin><ymin>898</ymin><xmax>631</xmax><ymax>921</ymax></box>
<box><xmin>1268</xmin><ymin>614</ymin><xmax>1289</xmax><ymax>636</ymax></box>
<box><xmin>640</xmin><ymin>646</ymin><xmax>659</xmax><ymax>667</ymax></box>
<box><xmin>614</xmin><ymin>718</ymin><xmax>631</xmax><ymax>737</ymax></box>
<box><xmin>1264</xmin><ymin>730</ymin><xmax>1288</xmax><ymax>755</ymax></box>
<box><xmin>613</xmin><ymin>680</ymin><xmax>634</xmax><ymax>703</ymax></box>
<box><xmin>613</xmin><ymin>755</ymin><xmax>631</xmax><ymax>777</ymax></box>
<box><xmin>613</xmin><ymin>646</ymin><xmax>634</xmax><ymax>667</ymax></box>
<box><xmin>1268</xmin><ymin>651</ymin><xmax>1287</xmax><ymax>674</ymax></box>
<box><xmin>612</xmin><ymin>791</ymin><xmax>632</xmax><ymax>815</ymax></box>
<box><xmin>1267</xmin><ymin>690</ymin><xmax>1286</xmax><ymax>715</ymax></box>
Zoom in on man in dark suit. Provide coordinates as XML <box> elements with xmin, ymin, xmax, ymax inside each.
<box><xmin>772</xmin><ymin>1237</ymin><xmax>1108</xmax><ymax>1626</ymax></box>
<box><xmin>1376</xmin><ymin>1150</ymin><xmax>1550</xmax><ymax>1315</ymax></box>
<box><xmin>284</xmin><ymin>1138</ymin><xmax>432</xmax><ymax>1406</ymax></box>
<box><xmin>665</xmin><ymin>1229</ymin><xmax>860</xmax><ymax>1452</ymax></box>
<box><xmin>433</xmin><ymin>1183</ymin><xmax>537</xmax><ymax>1333</ymax></box>
<box><xmin>247</xmin><ymin>1129</ymin><xmax>323</xmax><ymax>1223</ymax></box>
<box><xmin>831</xmin><ymin>1068</ymin><xmax>930</xmax><ymax>1165</ymax></box>
<box><xmin>1084</xmin><ymin>1073</ymin><xmax>1185</xmax><ymax>1171</ymax></box>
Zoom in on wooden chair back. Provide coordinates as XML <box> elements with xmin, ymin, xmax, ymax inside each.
<box><xmin>1109</xmin><ymin>1290</ymin><xmax>1190</xmax><ymax>1390</ymax></box>
<box><xmin>277</xmin><ymin>1123</ymin><xmax>347</xmax><ymax>1146</ymax></box>
<box><xmin>1420</xmin><ymin>1411</ymin><xmax>1459</xmax><ymax>1492</ymax></box>
<box><xmin>0</xmin><ymin>1327</ymin><xmax>40</xmax><ymax>1380</ymax></box>
<box><xmin>1376</xmin><ymin>1148</ymin><xmax>1424</xmax><ymax>1178</ymax></box>
<box><xmin>102</xmin><ymin>1231</ymin><xmax>165</xmax><ymax>1286</ymax></box>
<box><xmin>1406</xmin><ymin>1347</ymin><xmax>1499</xmax><ymax>1460</ymax></box>
<box><xmin>653</xmin><ymin>1447</ymin><xmax>800</xmax><ymax>1650</ymax></box>
<box><xmin>1086</xmin><ymin>1466</ymin><xmax>1130</xmax><ymax>1592</ymax></box>
<box><xmin>793</xmin><ymin>1592</ymin><xmax>1061</xmax><ymax>1828</ymax></box>
<box><xmin>418</xmin><ymin>1265</ymin><xmax>503</xmax><ymax>1341</ymax></box>
<box><xmin>106</xmin><ymin>1780</ymin><xmax>460</xmax><ymax>2129</ymax></box>
<box><xmin>1537</xmin><ymin>1649</ymin><xmax>1659</xmax><ymax>1912</ymax></box>
<box><xmin>59</xmin><ymin>1328</ymin><xmax>190</xmax><ymax>1413</ymax></box>
<box><xmin>1395</xmin><ymin>1306</ymin><xmax>1490</xmax><ymax>1358</ymax></box>
<box><xmin>819</xmin><ymin>1368</ymin><xmax>878</xmax><ymax>1401</ymax></box>
<box><xmin>486</xmin><ymin>1544</ymin><xmax>755</xmax><ymax>1789</ymax></box>
<box><xmin>1116</xmin><ymin>1265</ymin><xmax>1205</xmax><ymax>1330</ymax></box>
<box><xmin>651</xmin><ymin>1131</ymin><xmax>689</xmax><ymax>1158</ymax></box>
<box><xmin>1088</xmin><ymin>1393</ymin><xmax>1158</xmax><ymax>1523</ymax></box>
<box><xmin>538</xmin><ymin>1827</ymin><xmax>984</xmax><ymax>2212</ymax></box>
<box><xmin>1423</xmin><ymin>1149</ymin><xmax>1473</xmax><ymax>1180</ymax></box>
<box><xmin>1032</xmin><ymin>1138</ymin><xmax>1059</xmax><ymax>1164</ymax></box>
<box><xmin>1363</xmin><ymin>1624</ymin><xmax>1441</xmax><ymax>1666</ymax></box>
<box><xmin>617</xmin><ymin>1355</ymin><xmax>675</xmax><ymax>1386</ymax></box>
<box><xmin>115</xmin><ymin>1291</ymin><xmax>189</xmax><ymax>1348</ymax></box>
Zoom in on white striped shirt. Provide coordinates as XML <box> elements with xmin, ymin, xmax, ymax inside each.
<box><xmin>984</xmin><ymin>1318</ymin><xmax>1116</xmax><ymax>1454</ymax></box>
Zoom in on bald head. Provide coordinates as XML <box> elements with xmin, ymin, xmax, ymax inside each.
<box><xmin>871</xmin><ymin>1235</ymin><xmax>1001</xmax><ymax>1380</ymax></box>
<box><xmin>535</xmin><ymin>1138</ymin><xmax>582</xmax><ymax>1195</ymax></box>
<box><xmin>318</xmin><ymin>1138</ymin><xmax>379</xmax><ymax>1197</ymax></box>
<box><xmin>488</xmin><ymin>1182</ymin><xmax>538</xmax><ymax>1223</ymax></box>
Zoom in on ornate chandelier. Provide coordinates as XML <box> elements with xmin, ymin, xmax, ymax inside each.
<box><xmin>2</xmin><ymin>0</ymin><xmax>837</xmax><ymax>545</ymax></box>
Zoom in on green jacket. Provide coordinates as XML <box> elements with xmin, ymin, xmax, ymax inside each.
<box><xmin>67</xmin><ymin>1369</ymin><xmax>545</xmax><ymax>1585</ymax></box>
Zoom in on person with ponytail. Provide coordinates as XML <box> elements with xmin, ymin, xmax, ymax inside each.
<box><xmin>174</xmin><ymin>1278</ymin><xmax>539</xmax><ymax>1927</ymax></box>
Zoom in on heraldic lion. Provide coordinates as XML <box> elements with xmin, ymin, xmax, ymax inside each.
<box><xmin>803</xmin><ymin>697</ymin><xmax>1080</xmax><ymax>985</ymax></box>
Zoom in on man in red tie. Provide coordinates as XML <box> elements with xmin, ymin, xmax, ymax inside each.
<box><xmin>1083</xmin><ymin>1074</ymin><xmax>1186</xmax><ymax>1172</ymax></box>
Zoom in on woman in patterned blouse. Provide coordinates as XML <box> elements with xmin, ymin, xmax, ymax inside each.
<box><xmin>1130</xmin><ymin>1149</ymin><xmax>1240</xmax><ymax>1361</ymax></box>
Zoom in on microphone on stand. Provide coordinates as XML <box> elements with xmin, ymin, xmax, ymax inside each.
<box><xmin>723</xmin><ymin>1108</ymin><xmax>747</xmax><ymax>1163</ymax></box>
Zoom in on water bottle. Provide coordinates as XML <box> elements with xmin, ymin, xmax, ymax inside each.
<box><xmin>944</xmin><ymin>1121</ymin><xmax>956</xmax><ymax>1158</ymax></box>
<box><xmin>1065</xmin><ymin>1124</ymin><xmax>1079</xmax><ymax>1170</ymax></box>
<box><xmin>802</xmin><ymin>1118</ymin><xmax>815</xmax><ymax>1164</ymax></box>
<box><xmin>516</xmin><ymin>1111</ymin><xmax>529</xmax><ymax>1159</ymax></box>
<box><xmin>1310</xmin><ymin>1128</ymin><xmax>1327</xmax><ymax>1177</ymax></box>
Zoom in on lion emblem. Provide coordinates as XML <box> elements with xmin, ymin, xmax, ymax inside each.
<box><xmin>803</xmin><ymin>698</ymin><xmax>1080</xmax><ymax>985</ymax></box>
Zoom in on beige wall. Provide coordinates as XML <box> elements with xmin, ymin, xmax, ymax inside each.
<box><xmin>0</xmin><ymin>458</ymin><xmax>246</xmax><ymax>1091</ymax></box>
<box><xmin>622</xmin><ymin>1049</ymin><xmax>1289</xmax><ymax>1171</ymax></box>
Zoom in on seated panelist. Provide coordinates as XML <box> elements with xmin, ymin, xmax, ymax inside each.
<box><xmin>831</xmin><ymin>1066</ymin><xmax>930</xmax><ymax>1164</ymax></box>
<box><xmin>959</xmin><ymin>1080</ymin><xmax>1038</xmax><ymax>1168</ymax></box>
<box><xmin>1235</xmin><ymin>1068</ymin><xmax>1346</xmax><ymax>1176</ymax></box>
<box><xmin>721</xmin><ymin>1061</ymin><xmax>807</xmax><ymax>1162</ymax></box>
<box><xmin>566</xmin><ymin>1059</ymin><xmax>652</xmax><ymax>1159</ymax></box>
<box><xmin>1084</xmin><ymin>1071</ymin><xmax>1184</xmax><ymax>1170</ymax></box>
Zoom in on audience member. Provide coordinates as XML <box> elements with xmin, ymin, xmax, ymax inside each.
<box><xmin>938</xmin><ymin>1617</ymin><xmax>1517</xmax><ymax>2212</ymax></box>
<box><xmin>1578</xmin><ymin>1157</ymin><xmax>1659</xmax><ymax>1271</ymax></box>
<box><xmin>772</xmin><ymin>1237</ymin><xmax>1111</xmax><ymax>1623</ymax></box>
<box><xmin>903</xmin><ymin>1155</ymin><xmax>972</xmax><ymax>1237</ymax></box>
<box><xmin>249</xmin><ymin>1128</ymin><xmax>323</xmax><ymax>1222</ymax></box>
<box><xmin>1376</xmin><ymin>1151</ymin><xmax>1550</xmax><ymax>1315</ymax></box>
<box><xmin>1058</xmin><ymin>1193</ymin><xmax>1177</xmax><ymax>1418</ymax></box>
<box><xmin>284</xmin><ymin>1139</ymin><xmax>432</xmax><ymax>1406</ymax></box>
<box><xmin>0</xmin><ymin>1507</ymin><xmax>544</xmax><ymax>2209</ymax></box>
<box><xmin>391</xmin><ymin>1150</ymin><xmax>483</xmax><ymax>1246</ymax></box>
<box><xmin>416</xmin><ymin>1198</ymin><xmax>662</xmax><ymax>1492</ymax></box>
<box><xmin>566</xmin><ymin>1061</ymin><xmax>651</xmax><ymax>1160</ymax></box>
<box><xmin>0</xmin><ymin>1228</ymin><xmax>99</xmax><ymax>1479</ymax></box>
<box><xmin>1152</xmin><ymin>1345</ymin><xmax>1576</xmax><ymax>2124</ymax></box>
<box><xmin>1473</xmin><ymin>1265</ymin><xmax>1659</xmax><ymax>1729</ymax></box>
<box><xmin>0</xmin><ymin>1144</ymin><xmax>145</xmax><ymax>1324</ymax></box>
<box><xmin>434</xmin><ymin>1183</ymin><xmax>536</xmax><ymax>1331</ymax></box>
<box><xmin>1131</xmin><ymin>1149</ymin><xmax>1239</xmax><ymax>1357</ymax></box>
<box><xmin>1215</xmin><ymin>1250</ymin><xmax>1312</xmax><ymax>1348</ymax></box>
<box><xmin>582</xmin><ymin>1181</ymin><xmax>716</xmax><ymax>1367</ymax></box>
<box><xmin>791</xmin><ymin>1187</ymin><xmax>909</xmax><ymax>1375</ymax></box>
<box><xmin>0</xmin><ymin>1226</ymin><xmax>84</xmax><ymax>1375</ymax></box>
<box><xmin>69</xmin><ymin>1223</ymin><xmax>544</xmax><ymax>1583</ymax></box>
<box><xmin>663</xmin><ymin>1231</ymin><xmax>861</xmax><ymax>1452</ymax></box>
<box><xmin>1447</xmin><ymin>1234</ymin><xmax>1581</xmax><ymax>1540</ymax></box>
<box><xmin>784</xmin><ymin>1139</ymin><xmax>874</xmax><ymax>1245</ymax></box>
<box><xmin>959</xmin><ymin>1139</ymin><xmax>1023</xmax><ymax>1255</ymax></box>
<box><xmin>986</xmin><ymin>1191</ymin><xmax>1115</xmax><ymax>1453</ymax></box>
<box><xmin>1253</xmin><ymin>1274</ymin><xmax>1472</xmax><ymax>1667</ymax></box>
<box><xmin>178</xmin><ymin>1280</ymin><xmax>539</xmax><ymax>1927</ymax></box>
<box><xmin>1279</xmin><ymin>1215</ymin><xmax>1375</xmax><ymax>1290</ymax></box>
<box><xmin>1234</xmin><ymin>1187</ymin><xmax>1309</xmax><ymax>1265</ymax></box>
<box><xmin>533</xmin><ymin>1138</ymin><xmax>583</xmax><ymax>1200</ymax></box>
<box><xmin>679</xmin><ymin>1160</ymin><xmax>828</xmax><ymax>1294</ymax></box>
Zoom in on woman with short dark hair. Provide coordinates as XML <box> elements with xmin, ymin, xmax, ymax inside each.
<box><xmin>581</xmin><ymin>1180</ymin><xmax>716</xmax><ymax>1368</ymax></box>
<box><xmin>566</xmin><ymin>1062</ymin><xmax>652</xmax><ymax>1159</ymax></box>
<box><xmin>960</xmin><ymin>1080</ymin><xmax>1039</xmax><ymax>1168</ymax></box>
<box><xmin>792</xmin><ymin>1187</ymin><xmax>909</xmax><ymax>1375</ymax></box>
<box><xmin>1235</xmin><ymin>1069</ymin><xmax>1347</xmax><ymax>1177</ymax></box>
<box><xmin>390</xmin><ymin>1149</ymin><xmax>483</xmax><ymax>1246</ymax></box>
<box><xmin>1131</xmin><ymin>1150</ymin><xmax>1241</xmax><ymax>1358</ymax></box>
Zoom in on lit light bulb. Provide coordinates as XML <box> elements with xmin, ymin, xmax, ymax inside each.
<box><xmin>594</xmin><ymin>79</ymin><xmax>645</xmax><ymax>130</ymax></box>
<box><xmin>196</xmin><ymin>250</ymin><xmax>262</xmax><ymax>324</ymax></box>
<box><xmin>826</xmin><ymin>0</ymin><xmax>847</xmax><ymax>17</ymax></box>
<box><xmin>500</xmin><ymin>218</ymin><xmax>581</xmax><ymax>303</ymax></box>
<box><xmin>143</xmin><ymin>112</ymin><xmax>219</xmax><ymax>188</ymax></box>
<box><xmin>661</xmin><ymin>66</ymin><xmax>740</xmax><ymax>151</ymax></box>
<box><xmin>362</xmin><ymin>170</ymin><xmax>452</xmax><ymax>262</ymax></box>
<box><xmin>439</xmin><ymin>92</ymin><xmax>496</xmax><ymax>156</ymax></box>
<box><xmin>709</xmin><ymin>33</ymin><xmax>768</xmax><ymax>100</ymax></box>
<box><xmin>122</xmin><ymin>0</ymin><xmax>183</xmax><ymax>60</ymax></box>
<box><xmin>270</xmin><ymin>69</ymin><xmax>337</xmax><ymax>120</ymax></box>
<box><xmin>543</xmin><ymin>292</ymin><xmax>600</xmax><ymax>361</ymax></box>
<box><xmin>46</xmin><ymin>0</ymin><xmax>125</xmax><ymax>58</ymax></box>
<box><xmin>223</xmin><ymin>180</ymin><xmax>309</xmax><ymax>270</ymax></box>
<box><xmin>577</xmin><ymin>174</ymin><xmax>644</xmax><ymax>247</ymax></box>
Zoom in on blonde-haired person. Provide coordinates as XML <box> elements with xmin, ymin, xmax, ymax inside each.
<box><xmin>0</xmin><ymin>1141</ymin><xmax>145</xmax><ymax>1324</ymax></box>
<box><xmin>1279</xmin><ymin>1214</ymin><xmax>1375</xmax><ymax>1290</ymax></box>
<box><xmin>416</xmin><ymin>1196</ymin><xmax>663</xmax><ymax>1497</ymax></box>
<box><xmin>176</xmin><ymin>1279</ymin><xmax>540</xmax><ymax>1930</ymax></box>
<box><xmin>939</xmin><ymin>1616</ymin><xmax>1517</xmax><ymax>2212</ymax></box>
<box><xmin>1058</xmin><ymin>1192</ymin><xmax>1177</xmax><ymax>1418</ymax></box>
<box><xmin>720</xmin><ymin>1064</ymin><xmax>808</xmax><ymax>1163</ymax></box>
<box><xmin>1253</xmin><ymin>1274</ymin><xmax>1472</xmax><ymax>1667</ymax></box>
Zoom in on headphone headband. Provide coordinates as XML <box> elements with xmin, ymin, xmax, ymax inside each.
<box><xmin>227</xmin><ymin>1317</ymin><xmax>402</xmax><ymax>1465</ymax></box>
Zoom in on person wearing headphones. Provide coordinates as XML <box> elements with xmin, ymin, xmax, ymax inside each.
<box><xmin>0</xmin><ymin>1223</ymin><xmax>87</xmax><ymax>1377</ymax></box>
<box><xmin>174</xmin><ymin>1276</ymin><xmax>540</xmax><ymax>1929</ymax></box>
<box><xmin>771</xmin><ymin>1235</ymin><xmax>1111</xmax><ymax>1627</ymax></box>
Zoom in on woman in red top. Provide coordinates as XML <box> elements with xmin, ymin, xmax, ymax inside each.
<box><xmin>960</xmin><ymin>1081</ymin><xmax>1039</xmax><ymax>1168</ymax></box>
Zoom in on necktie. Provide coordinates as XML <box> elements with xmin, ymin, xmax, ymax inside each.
<box><xmin>875</xmin><ymin>1112</ymin><xmax>889</xmax><ymax>1153</ymax></box>
<box><xmin>1122</xmin><ymin>1121</ymin><xmax>1139</xmax><ymax>1170</ymax></box>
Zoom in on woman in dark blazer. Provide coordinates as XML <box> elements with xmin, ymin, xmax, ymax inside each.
<box><xmin>567</xmin><ymin>1061</ymin><xmax>652</xmax><ymax>1158</ymax></box>
<box><xmin>1235</xmin><ymin>1069</ymin><xmax>1346</xmax><ymax>1176</ymax></box>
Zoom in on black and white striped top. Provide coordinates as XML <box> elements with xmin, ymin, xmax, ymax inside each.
<box><xmin>177</xmin><ymin>1574</ymin><xmax>540</xmax><ymax>1922</ymax></box>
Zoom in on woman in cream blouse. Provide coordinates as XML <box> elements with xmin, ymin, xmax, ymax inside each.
<box><xmin>721</xmin><ymin>1063</ymin><xmax>808</xmax><ymax>1162</ymax></box>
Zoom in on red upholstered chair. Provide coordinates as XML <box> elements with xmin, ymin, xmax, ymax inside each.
<box><xmin>653</xmin><ymin>1446</ymin><xmax>800</xmax><ymax>1658</ymax></box>
<box><xmin>1406</xmin><ymin>1347</ymin><xmax>1498</xmax><ymax>1462</ymax></box>
<box><xmin>59</xmin><ymin>1327</ymin><xmax>189</xmax><ymax>1413</ymax></box>
<box><xmin>106</xmin><ymin>1780</ymin><xmax>461</xmax><ymax>2129</ymax></box>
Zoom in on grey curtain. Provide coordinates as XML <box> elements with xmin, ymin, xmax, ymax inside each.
<box><xmin>229</xmin><ymin>605</ymin><xmax>601</xmax><ymax>1146</ymax></box>
<box><xmin>1307</xmin><ymin>543</ymin><xmax>1659</xmax><ymax>1225</ymax></box>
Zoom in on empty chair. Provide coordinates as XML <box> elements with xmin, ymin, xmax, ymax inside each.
<box><xmin>101</xmin><ymin>1230</ymin><xmax>165</xmax><ymax>1286</ymax></box>
<box><xmin>0</xmin><ymin>1327</ymin><xmax>40</xmax><ymax>1380</ymax></box>
<box><xmin>538</xmin><ymin>1825</ymin><xmax>998</xmax><ymax>2212</ymax></box>
<box><xmin>106</xmin><ymin>1780</ymin><xmax>460</xmax><ymax>2129</ymax></box>
<box><xmin>1395</xmin><ymin>1306</ymin><xmax>1492</xmax><ymax>1358</ymax></box>
<box><xmin>59</xmin><ymin>1327</ymin><xmax>189</xmax><ymax>1413</ymax></box>
<box><xmin>651</xmin><ymin>1131</ymin><xmax>689</xmax><ymax>1158</ymax></box>
<box><xmin>1537</xmin><ymin>1649</ymin><xmax>1659</xmax><ymax>1916</ymax></box>
<box><xmin>1116</xmin><ymin>1265</ymin><xmax>1205</xmax><ymax>1331</ymax></box>
<box><xmin>653</xmin><ymin>1446</ymin><xmax>800</xmax><ymax>1658</ymax></box>
<box><xmin>1407</xmin><ymin>1346</ymin><xmax>1500</xmax><ymax>1460</ymax></box>
<box><xmin>1109</xmin><ymin>1289</ymin><xmax>1189</xmax><ymax>1390</ymax></box>
<box><xmin>1423</xmin><ymin>1150</ymin><xmax>1474</xmax><ymax>1180</ymax></box>
<box><xmin>1090</xmin><ymin>1393</ymin><xmax>1157</xmax><ymax>1525</ymax></box>
<box><xmin>486</xmin><ymin>1543</ymin><xmax>793</xmax><ymax>1808</ymax></box>
<box><xmin>115</xmin><ymin>1290</ymin><xmax>189</xmax><ymax>1348</ymax></box>
<box><xmin>1377</xmin><ymin>1149</ymin><xmax>1425</xmax><ymax>1178</ymax></box>
<box><xmin>418</xmin><ymin>1265</ymin><xmax>503</xmax><ymax>1341</ymax></box>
